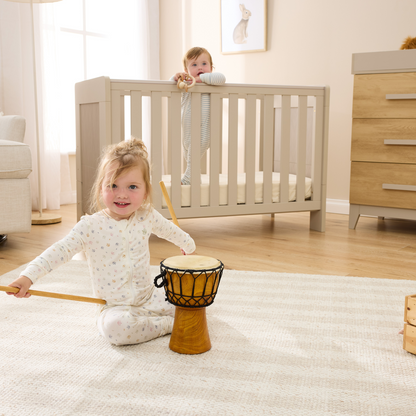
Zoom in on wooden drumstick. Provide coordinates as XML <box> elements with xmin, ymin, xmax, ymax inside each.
<box><xmin>159</xmin><ymin>181</ymin><xmax>180</xmax><ymax>227</ymax></box>
<box><xmin>0</xmin><ymin>285</ymin><xmax>106</xmax><ymax>305</ymax></box>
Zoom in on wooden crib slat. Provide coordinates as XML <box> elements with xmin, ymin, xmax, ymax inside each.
<box><xmin>259</xmin><ymin>98</ymin><xmax>264</xmax><ymax>173</ymax></box>
<box><xmin>190</xmin><ymin>92</ymin><xmax>202</xmax><ymax>207</ymax></box>
<box><xmin>245</xmin><ymin>95</ymin><xmax>257</xmax><ymax>206</ymax></box>
<box><xmin>169</xmin><ymin>92</ymin><xmax>182</xmax><ymax>211</ymax></box>
<box><xmin>151</xmin><ymin>91</ymin><xmax>163</xmax><ymax>209</ymax></box>
<box><xmin>312</xmin><ymin>95</ymin><xmax>324</xmax><ymax>203</ymax></box>
<box><xmin>120</xmin><ymin>94</ymin><xmax>125</xmax><ymax>142</ymax></box>
<box><xmin>131</xmin><ymin>91</ymin><xmax>142</xmax><ymax>139</ymax></box>
<box><xmin>296</xmin><ymin>95</ymin><xmax>307</xmax><ymax>202</ymax></box>
<box><xmin>279</xmin><ymin>95</ymin><xmax>291</xmax><ymax>203</ymax></box>
<box><xmin>111</xmin><ymin>89</ymin><xmax>122</xmax><ymax>144</ymax></box>
<box><xmin>262</xmin><ymin>94</ymin><xmax>274</xmax><ymax>204</ymax></box>
<box><xmin>219</xmin><ymin>98</ymin><xmax>224</xmax><ymax>173</ymax></box>
<box><xmin>228</xmin><ymin>94</ymin><xmax>239</xmax><ymax>206</ymax></box>
<box><xmin>210</xmin><ymin>93</ymin><xmax>221</xmax><ymax>207</ymax></box>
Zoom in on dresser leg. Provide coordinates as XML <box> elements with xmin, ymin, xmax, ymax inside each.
<box><xmin>349</xmin><ymin>204</ymin><xmax>360</xmax><ymax>229</ymax></box>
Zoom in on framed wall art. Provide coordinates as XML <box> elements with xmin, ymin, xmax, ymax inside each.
<box><xmin>220</xmin><ymin>0</ymin><xmax>267</xmax><ymax>54</ymax></box>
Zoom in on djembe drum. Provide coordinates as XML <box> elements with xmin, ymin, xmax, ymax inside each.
<box><xmin>154</xmin><ymin>255</ymin><xmax>224</xmax><ymax>354</ymax></box>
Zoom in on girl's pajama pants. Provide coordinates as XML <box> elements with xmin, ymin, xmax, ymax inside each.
<box><xmin>97</xmin><ymin>286</ymin><xmax>175</xmax><ymax>346</ymax></box>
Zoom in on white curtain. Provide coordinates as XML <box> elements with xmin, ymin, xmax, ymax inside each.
<box><xmin>39</xmin><ymin>5</ymin><xmax>62</xmax><ymax>209</ymax></box>
<box><xmin>0</xmin><ymin>2</ymin><xmax>58</xmax><ymax>210</ymax></box>
<box><xmin>0</xmin><ymin>0</ymin><xmax>159</xmax><ymax>210</ymax></box>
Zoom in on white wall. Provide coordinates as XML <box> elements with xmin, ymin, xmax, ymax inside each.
<box><xmin>160</xmin><ymin>0</ymin><xmax>416</xmax><ymax>210</ymax></box>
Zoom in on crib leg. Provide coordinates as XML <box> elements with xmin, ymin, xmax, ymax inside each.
<box><xmin>271</xmin><ymin>213</ymin><xmax>275</xmax><ymax>219</ymax></box>
<box><xmin>310</xmin><ymin>210</ymin><xmax>326</xmax><ymax>232</ymax></box>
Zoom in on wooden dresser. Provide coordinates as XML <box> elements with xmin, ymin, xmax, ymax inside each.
<box><xmin>349</xmin><ymin>50</ymin><xmax>416</xmax><ymax>229</ymax></box>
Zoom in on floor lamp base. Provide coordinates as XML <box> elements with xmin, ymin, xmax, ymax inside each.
<box><xmin>32</xmin><ymin>212</ymin><xmax>62</xmax><ymax>225</ymax></box>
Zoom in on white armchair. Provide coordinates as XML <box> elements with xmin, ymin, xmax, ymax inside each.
<box><xmin>0</xmin><ymin>114</ymin><xmax>32</xmax><ymax>241</ymax></box>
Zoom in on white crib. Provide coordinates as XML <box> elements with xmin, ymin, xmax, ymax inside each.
<box><xmin>75</xmin><ymin>76</ymin><xmax>329</xmax><ymax>231</ymax></box>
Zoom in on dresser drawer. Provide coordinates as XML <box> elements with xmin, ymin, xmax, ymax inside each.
<box><xmin>350</xmin><ymin>162</ymin><xmax>416</xmax><ymax>209</ymax></box>
<box><xmin>351</xmin><ymin>119</ymin><xmax>416</xmax><ymax>163</ymax></box>
<box><xmin>353</xmin><ymin>72</ymin><xmax>416</xmax><ymax>119</ymax></box>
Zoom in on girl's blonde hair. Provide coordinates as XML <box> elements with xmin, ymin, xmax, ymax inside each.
<box><xmin>183</xmin><ymin>46</ymin><xmax>214</xmax><ymax>71</ymax></box>
<box><xmin>89</xmin><ymin>137</ymin><xmax>152</xmax><ymax>213</ymax></box>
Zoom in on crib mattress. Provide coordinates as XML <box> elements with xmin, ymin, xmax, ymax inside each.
<box><xmin>161</xmin><ymin>172</ymin><xmax>312</xmax><ymax>208</ymax></box>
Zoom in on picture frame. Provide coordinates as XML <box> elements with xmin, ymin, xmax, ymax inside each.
<box><xmin>220</xmin><ymin>0</ymin><xmax>267</xmax><ymax>54</ymax></box>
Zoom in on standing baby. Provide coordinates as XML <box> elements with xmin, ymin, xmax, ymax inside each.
<box><xmin>170</xmin><ymin>47</ymin><xmax>226</xmax><ymax>185</ymax></box>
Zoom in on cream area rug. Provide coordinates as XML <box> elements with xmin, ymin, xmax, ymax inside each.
<box><xmin>1</xmin><ymin>261</ymin><xmax>416</xmax><ymax>416</ymax></box>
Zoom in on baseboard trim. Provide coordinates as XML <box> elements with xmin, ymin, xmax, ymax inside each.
<box><xmin>326</xmin><ymin>199</ymin><xmax>349</xmax><ymax>215</ymax></box>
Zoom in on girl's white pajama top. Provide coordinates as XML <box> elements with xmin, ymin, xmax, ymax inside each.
<box><xmin>20</xmin><ymin>208</ymin><xmax>196</xmax><ymax>345</ymax></box>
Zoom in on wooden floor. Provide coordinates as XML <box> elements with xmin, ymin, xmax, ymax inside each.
<box><xmin>1</xmin><ymin>204</ymin><xmax>416</xmax><ymax>281</ymax></box>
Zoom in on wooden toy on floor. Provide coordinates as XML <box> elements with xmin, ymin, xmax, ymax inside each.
<box><xmin>403</xmin><ymin>294</ymin><xmax>416</xmax><ymax>354</ymax></box>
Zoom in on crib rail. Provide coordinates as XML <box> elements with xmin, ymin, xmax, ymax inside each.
<box><xmin>75</xmin><ymin>76</ymin><xmax>329</xmax><ymax>231</ymax></box>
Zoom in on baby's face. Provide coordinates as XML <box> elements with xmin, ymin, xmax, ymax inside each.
<box><xmin>186</xmin><ymin>52</ymin><xmax>212</xmax><ymax>79</ymax></box>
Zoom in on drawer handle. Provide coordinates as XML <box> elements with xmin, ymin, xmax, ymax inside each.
<box><xmin>384</xmin><ymin>140</ymin><xmax>416</xmax><ymax>146</ymax></box>
<box><xmin>382</xmin><ymin>184</ymin><xmax>416</xmax><ymax>192</ymax></box>
<box><xmin>385</xmin><ymin>94</ymin><xmax>416</xmax><ymax>100</ymax></box>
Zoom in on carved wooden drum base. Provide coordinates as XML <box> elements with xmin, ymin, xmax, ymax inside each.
<box><xmin>169</xmin><ymin>306</ymin><xmax>211</xmax><ymax>354</ymax></box>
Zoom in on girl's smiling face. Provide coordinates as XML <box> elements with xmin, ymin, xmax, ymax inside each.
<box><xmin>101</xmin><ymin>162</ymin><xmax>147</xmax><ymax>220</ymax></box>
<box><xmin>186</xmin><ymin>52</ymin><xmax>212</xmax><ymax>79</ymax></box>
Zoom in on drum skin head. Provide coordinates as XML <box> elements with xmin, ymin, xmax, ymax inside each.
<box><xmin>163</xmin><ymin>255</ymin><xmax>220</xmax><ymax>270</ymax></box>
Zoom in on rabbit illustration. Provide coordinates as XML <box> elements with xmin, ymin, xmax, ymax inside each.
<box><xmin>233</xmin><ymin>4</ymin><xmax>251</xmax><ymax>44</ymax></box>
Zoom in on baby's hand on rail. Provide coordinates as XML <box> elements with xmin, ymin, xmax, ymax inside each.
<box><xmin>173</xmin><ymin>72</ymin><xmax>187</xmax><ymax>82</ymax></box>
<box><xmin>7</xmin><ymin>275</ymin><xmax>33</xmax><ymax>298</ymax></box>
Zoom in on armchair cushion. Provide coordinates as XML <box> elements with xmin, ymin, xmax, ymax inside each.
<box><xmin>0</xmin><ymin>139</ymin><xmax>32</xmax><ymax>179</ymax></box>
<box><xmin>0</xmin><ymin>114</ymin><xmax>26</xmax><ymax>143</ymax></box>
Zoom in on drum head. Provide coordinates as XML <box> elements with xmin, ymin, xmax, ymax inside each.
<box><xmin>163</xmin><ymin>255</ymin><xmax>220</xmax><ymax>270</ymax></box>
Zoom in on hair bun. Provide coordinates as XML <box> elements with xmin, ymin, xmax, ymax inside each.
<box><xmin>128</xmin><ymin>136</ymin><xmax>148</xmax><ymax>156</ymax></box>
<box><xmin>112</xmin><ymin>136</ymin><xmax>148</xmax><ymax>159</ymax></box>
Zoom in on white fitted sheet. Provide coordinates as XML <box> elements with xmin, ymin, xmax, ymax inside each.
<box><xmin>161</xmin><ymin>172</ymin><xmax>312</xmax><ymax>208</ymax></box>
